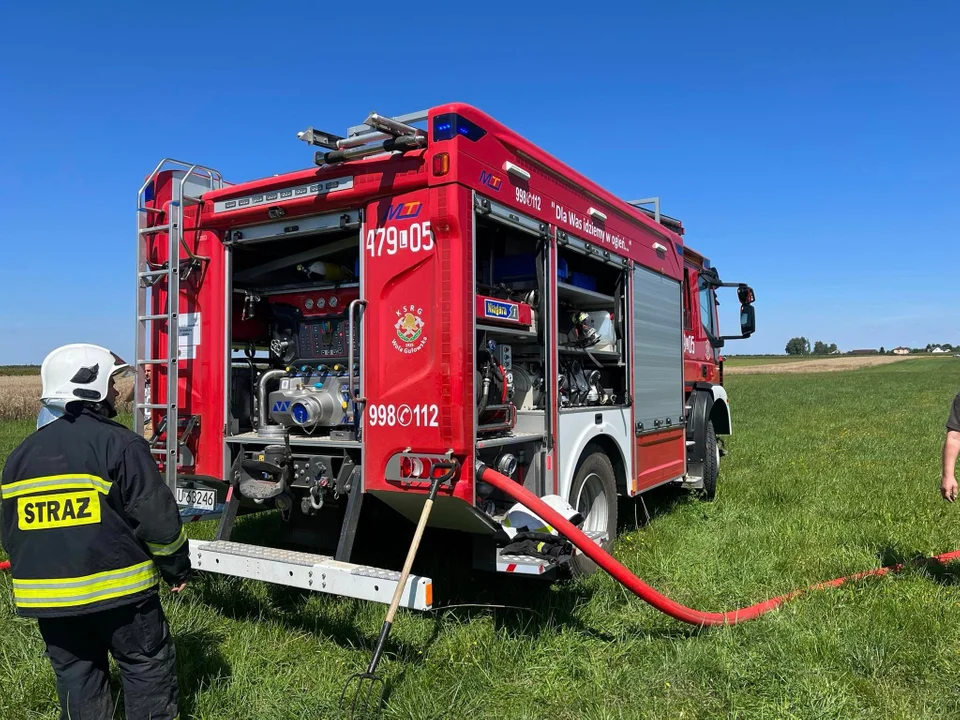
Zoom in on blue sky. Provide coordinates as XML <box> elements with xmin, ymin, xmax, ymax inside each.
<box><xmin>0</xmin><ymin>1</ymin><xmax>956</xmax><ymax>363</ymax></box>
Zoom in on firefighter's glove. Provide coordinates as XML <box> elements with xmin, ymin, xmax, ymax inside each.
<box><xmin>502</xmin><ymin>531</ymin><xmax>571</xmax><ymax>561</ymax></box>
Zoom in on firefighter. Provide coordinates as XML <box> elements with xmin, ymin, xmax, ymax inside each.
<box><xmin>940</xmin><ymin>391</ymin><xmax>960</xmax><ymax>502</ymax></box>
<box><xmin>0</xmin><ymin>343</ymin><xmax>190</xmax><ymax>720</ymax></box>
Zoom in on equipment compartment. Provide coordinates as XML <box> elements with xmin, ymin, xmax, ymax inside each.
<box><xmin>474</xmin><ymin>202</ymin><xmax>547</xmax><ymax>437</ymax></box>
<box><xmin>554</xmin><ymin>240</ymin><xmax>630</xmax><ymax>411</ymax></box>
<box><xmin>226</xmin><ymin>215</ymin><xmax>363</xmax><ymax>442</ymax></box>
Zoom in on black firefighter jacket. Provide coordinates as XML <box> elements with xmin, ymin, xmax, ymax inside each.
<box><xmin>0</xmin><ymin>407</ymin><xmax>191</xmax><ymax>618</ymax></box>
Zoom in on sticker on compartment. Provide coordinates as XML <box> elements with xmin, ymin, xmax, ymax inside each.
<box><xmin>392</xmin><ymin>306</ymin><xmax>427</xmax><ymax>355</ymax></box>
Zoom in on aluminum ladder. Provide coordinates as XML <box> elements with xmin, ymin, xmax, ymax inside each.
<box><xmin>135</xmin><ymin>160</ymin><xmax>223</xmax><ymax>492</ymax></box>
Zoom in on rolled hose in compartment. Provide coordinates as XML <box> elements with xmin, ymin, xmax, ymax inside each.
<box><xmin>479</xmin><ymin>466</ymin><xmax>960</xmax><ymax>627</ymax></box>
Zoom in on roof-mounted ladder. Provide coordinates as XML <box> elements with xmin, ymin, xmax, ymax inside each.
<box><xmin>627</xmin><ymin>197</ymin><xmax>685</xmax><ymax>236</ymax></box>
<box><xmin>297</xmin><ymin>110</ymin><xmax>428</xmax><ymax>166</ymax></box>
<box><xmin>135</xmin><ymin>159</ymin><xmax>223</xmax><ymax>492</ymax></box>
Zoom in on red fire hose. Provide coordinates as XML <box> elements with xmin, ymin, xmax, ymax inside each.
<box><xmin>3</xmin><ymin>470</ymin><xmax>956</xmax><ymax>626</ymax></box>
<box><xmin>481</xmin><ymin>466</ymin><xmax>960</xmax><ymax>627</ymax></box>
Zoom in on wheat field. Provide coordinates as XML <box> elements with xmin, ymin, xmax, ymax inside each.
<box><xmin>0</xmin><ymin>375</ymin><xmax>135</xmax><ymax>421</ymax></box>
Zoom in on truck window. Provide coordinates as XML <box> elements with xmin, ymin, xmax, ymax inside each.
<box><xmin>698</xmin><ymin>277</ymin><xmax>715</xmax><ymax>336</ymax></box>
<box><xmin>683</xmin><ymin>269</ymin><xmax>692</xmax><ymax>330</ymax></box>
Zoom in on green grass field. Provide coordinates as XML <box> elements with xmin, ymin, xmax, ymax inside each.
<box><xmin>723</xmin><ymin>355</ymin><xmax>813</xmax><ymax>367</ymax></box>
<box><xmin>0</xmin><ymin>365</ymin><xmax>40</xmax><ymax>376</ymax></box>
<box><xmin>3</xmin><ymin>359</ymin><xmax>960</xmax><ymax>719</ymax></box>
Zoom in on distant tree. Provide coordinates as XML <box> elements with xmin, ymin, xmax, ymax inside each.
<box><xmin>879</xmin><ymin>346</ymin><xmax>885</xmax><ymax>354</ymax></box>
<box><xmin>786</xmin><ymin>337</ymin><xmax>811</xmax><ymax>356</ymax></box>
<box><xmin>813</xmin><ymin>341</ymin><xmax>828</xmax><ymax>355</ymax></box>
<box><xmin>827</xmin><ymin>343</ymin><xmax>838</xmax><ymax>354</ymax></box>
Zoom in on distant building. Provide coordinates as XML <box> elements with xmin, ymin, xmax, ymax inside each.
<box><xmin>892</xmin><ymin>346</ymin><xmax>910</xmax><ymax>355</ymax></box>
<box><xmin>848</xmin><ymin>349</ymin><xmax>878</xmax><ymax>355</ymax></box>
<box><xmin>931</xmin><ymin>346</ymin><xmax>947</xmax><ymax>354</ymax></box>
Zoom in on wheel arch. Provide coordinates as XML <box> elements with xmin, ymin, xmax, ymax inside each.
<box><xmin>710</xmin><ymin>398</ymin><xmax>731</xmax><ymax>435</ymax></box>
<box><xmin>685</xmin><ymin>383</ymin><xmax>731</xmax><ymax>480</ymax></box>
<box><xmin>558</xmin><ymin>411</ymin><xmax>633</xmax><ymax>501</ymax></box>
<box><xmin>580</xmin><ymin>435</ymin><xmax>629</xmax><ymax>498</ymax></box>
<box><xmin>687</xmin><ymin>383</ymin><xmax>732</xmax><ymax>439</ymax></box>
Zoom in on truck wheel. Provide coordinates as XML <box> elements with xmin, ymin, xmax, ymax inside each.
<box><xmin>567</xmin><ymin>451</ymin><xmax>618</xmax><ymax>578</ymax></box>
<box><xmin>702</xmin><ymin>420</ymin><xmax>719</xmax><ymax>501</ymax></box>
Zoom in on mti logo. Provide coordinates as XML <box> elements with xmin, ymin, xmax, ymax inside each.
<box><xmin>479</xmin><ymin>170</ymin><xmax>503</xmax><ymax>192</ymax></box>
<box><xmin>385</xmin><ymin>201</ymin><xmax>423</xmax><ymax>221</ymax></box>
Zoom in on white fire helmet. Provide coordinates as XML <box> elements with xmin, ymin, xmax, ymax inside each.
<box><xmin>500</xmin><ymin>494</ymin><xmax>583</xmax><ymax>539</ymax></box>
<box><xmin>37</xmin><ymin>344</ymin><xmax>133</xmax><ymax>429</ymax></box>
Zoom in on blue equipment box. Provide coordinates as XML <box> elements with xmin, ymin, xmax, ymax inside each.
<box><xmin>493</xmin><ymin>254</ymin><xmax>569</xmax><ymax>283</ymax></box>
<box><xmin>568</xmin><ymin>272</ymin><xmax>597</xmax><ymax>291</ymax></box>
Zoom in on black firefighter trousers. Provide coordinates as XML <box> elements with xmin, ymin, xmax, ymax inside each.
<box><xmin>36</xmin><ymin>593</ymin><xmax>179</xmax><ymax>720</ymax></box>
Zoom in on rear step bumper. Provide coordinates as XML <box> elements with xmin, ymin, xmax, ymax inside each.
<box><xmin>188</xmin><ymin>540</ymin><xmax>433</xmax><ymax>610</ymax></box>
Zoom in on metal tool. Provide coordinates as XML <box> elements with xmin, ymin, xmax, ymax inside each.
<box><xmin>340</xmin><ymin>464</ymin><xmax>454</xmax><ymax>718</ymax></box>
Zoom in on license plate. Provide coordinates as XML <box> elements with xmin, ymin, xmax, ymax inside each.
<box><xmin>176</xmin><ymin>487</ymin><xmax>216</xmax><ymax>511</ymax></box>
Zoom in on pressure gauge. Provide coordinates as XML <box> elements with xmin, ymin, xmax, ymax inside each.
<box><xmin>316</xmin><ymin>297</ymin><xmax>326</xmax><ymax>309</ymax></box>
<box><xmin>329</xmin><ymin>295</ymin><xmax>339</xmax><ymax>308</ymax></box>
<box><xmin>304</xmin><ymin>298</ymin><xmax>314</xmax><ymax>310</ymax></box>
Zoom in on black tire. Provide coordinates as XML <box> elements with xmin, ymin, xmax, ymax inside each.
<box><xmin>702</xmin><ymin>420</ymin><xmax>719</xmax><ymax>501</ymax></box>
<box><xmin>566</xmin><ymin>451</ymin><xmax>618</xmax><ymax>578</ymax></box>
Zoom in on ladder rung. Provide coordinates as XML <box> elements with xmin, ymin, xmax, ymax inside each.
<box><xmin>138</xmin><ymin>403</ymin><xmax>169</xmax><ymax>409</ymax></box>
<box><xmin>150</xmin><ymin>448</ymin><xmax>175</xmax><ymax>455</ymax></box>
<box><xmin>138</xmin><ymin>314</ymin><xmax>173</xmax><ymax>321</ymax></box>
<box><xmin>139</xmin><ymin>269</ymin><xmax>170</xmax><ymax>278</ymax></box>
<box><xmin>139</xmin><ymin>226</ymin><xmax>170</xmax><ymax>235</ymax></box>
<box><xmin>138</xmin><ymin>359</ymin><xmax>169</xmax><ymax>365</ymax></box>
<box><xmin>138</xmin><ymin>207</ymin><xmax>165</xmax><ymax>215</ymax></box>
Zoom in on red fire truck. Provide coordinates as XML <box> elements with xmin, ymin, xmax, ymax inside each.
<box><xmin>135</xmin><ymin>104</ymin><xmax>756</xmax><ymax>609</ymax></box>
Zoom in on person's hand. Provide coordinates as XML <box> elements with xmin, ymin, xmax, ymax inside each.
<box><xmin>170</xmin><ymin>581</ymin><xmax>188</xmax><ymax>594</ymax></box>
<box><xmin>941</xmin><ymin>476</ymin><xmax>958</xmax><ymax>502</ymax></box>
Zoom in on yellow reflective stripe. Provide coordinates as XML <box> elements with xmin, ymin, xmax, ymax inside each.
<box><xmin>146</xmin><ymin>526</ymin><xmax>186</xmax><ymax>557</ymax></box>
<box><xmin>1</xmin><ymin>474</ymin><xmax>112</xmax><ymax>500</ymax></box>
<box><xmin>12</xmin><ymin>561</ymin><xmax>159</xmax><ymax>608</ymax></box>
<box><xmin>13</xmin><ymin>559</ymin><xmax>156</xmax><ymax>588</ymax></box>
<box><xmin>14</xmin><ymin>575</ymin><xmax>159</xmax><ymax>609</ymax></box>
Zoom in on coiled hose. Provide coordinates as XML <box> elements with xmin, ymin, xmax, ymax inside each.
<box><xmin>480</xmin><ymin>466</ymin><xmax>960</xmax><ymax>627</ymax></box>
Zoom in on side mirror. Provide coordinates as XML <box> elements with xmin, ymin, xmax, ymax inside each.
<box><xmin>737</xmin><ymin>285</ymin><xmax>755</xmax><ymax>305</ymax></box>
<box><xmin>740</xmin><ymin>304</ymin><xmax>756</xmax><ymax>337</ymax></box>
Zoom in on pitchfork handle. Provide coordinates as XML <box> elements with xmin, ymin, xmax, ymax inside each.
<box><xmin>366</xmin><ymin>474</ymin><xmax>443</xmax><ymax>675</ymax></box>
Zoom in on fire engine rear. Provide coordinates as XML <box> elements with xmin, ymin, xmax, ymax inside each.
<box><xmin>135</xmin><ymin>105</ymin><xmax>756</xmax><ymax>608</ymax></box>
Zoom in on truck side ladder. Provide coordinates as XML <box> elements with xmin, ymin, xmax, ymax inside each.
<box><xmin>135</xmin><ymin>160</ymin><xmax>223</xmax><ymax>493</ymax></box>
